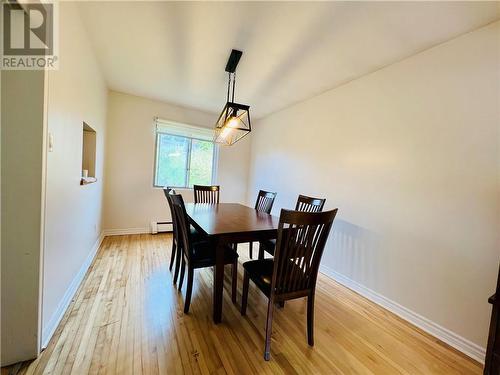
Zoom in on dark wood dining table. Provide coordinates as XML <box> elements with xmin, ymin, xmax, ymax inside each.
<box><xmin>184</xmin><ymin>202</ymin><xmax>280</xmax><ymax>323</ymax></box>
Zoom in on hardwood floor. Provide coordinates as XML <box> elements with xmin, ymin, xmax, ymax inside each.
<box><xmin>5</xmin><ymin>234</ymin><xmax>482</xmax><ymax>374</ymax></box>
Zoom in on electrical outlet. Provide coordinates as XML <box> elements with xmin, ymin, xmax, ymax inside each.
<box><xmin>48</xmin><ymin>133</ymin><xmax>54</xmax><ymax>152</ymax></box>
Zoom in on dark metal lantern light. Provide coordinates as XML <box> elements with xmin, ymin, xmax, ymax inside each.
<box><xmin>214</xmin><ymin>49</ymin><xmax>251</xmax><ymax>146</ymax></box>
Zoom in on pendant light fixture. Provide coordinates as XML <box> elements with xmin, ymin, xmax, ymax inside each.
<box><xmin>214</xmin><ymin>49</ymin><xmax>251</xmax><ymax>145</ymax></box>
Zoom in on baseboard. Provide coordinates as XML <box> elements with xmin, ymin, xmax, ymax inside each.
<box><xmin>319</xmin><ymin>265</ymin><xmax>486</xmax><ymax>364</ymax></box>
<box><xmin>41</xmin><ymin>232</ymin><xmax>104</xmax><ymax>348</ymax></box>
<box><xmin>40</xmin><ymin>235</ymin><xmax>483</xmax><ymax>363</ymax></box>
<box><xmin>102</xmin><ymin>227</ymin><xmax>150</xmax><ymax>236</ymax></box>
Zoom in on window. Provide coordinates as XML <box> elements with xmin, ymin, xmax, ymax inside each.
<box><xmin>153</xmin><ymin>118</ymin><xmax>217</xmax><ymax>188</ymax></box>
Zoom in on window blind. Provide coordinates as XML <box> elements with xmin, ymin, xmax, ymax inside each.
<box><xmin>155</xmin><ymin>117</ymin><xmax>214</xmax><ymax>142</ymax></box>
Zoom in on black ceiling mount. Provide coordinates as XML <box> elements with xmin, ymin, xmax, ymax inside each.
<box><xmin>225</xmin><ymin>49</ymin><xmax>243</xmax><ymax>73</ymax></box>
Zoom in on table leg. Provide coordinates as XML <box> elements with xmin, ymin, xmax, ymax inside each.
<box><xmin>213</xmin><ymin>237</ymin><xmax>224</xmax><ymax>323</ymax></box>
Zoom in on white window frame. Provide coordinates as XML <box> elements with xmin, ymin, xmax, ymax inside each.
<box><xmin>153</xmin><ymin>118</ymin><xmax>218</xmax><ymax>189</ymax></box>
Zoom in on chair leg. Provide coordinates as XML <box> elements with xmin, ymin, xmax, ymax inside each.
<box><xmin>258</xmin><ymin>245</ymin><xmax>264</xmax><ymax>260</ymax></box>
<box><xmin>173</xmin><ymin>244</ymin><xmax>182</xmax><ymax>284</ymax></box>
<box><xmin>249</xmin><ymin>242</ymin><xmax>253</xmax><ymax>259</ymax></box>
<box><xmin>241</xmin><ymin>271</ymin><xmax>249</xmax><ymax>316</ymax></box>
<box><xmin>178</xmin><ymin>256</ymin><xmax>186</xmax><ymax>291</ymax></box>
<box><xmin>307</xmin><ymin>292</ymin><xmax>315</xmax><ymax>346</ymax></box>
<box><xmin>184</xmin><ymin>267</ymin><xmax>194</xmax><ymax>313</ymax></box>
<box><xmin>231</xmin><ymin>260</ymin><xmax>237</xmax><ymax>304</ymax></box>
<box><xmin>169</xmin><ymin>239</ymin><xmax>176</xmax><ymax>271</ymax></box>
<box><xmin>264</xmin><ymin>298</ymin><xmax>274</xmax><ymax>361</ymax></box>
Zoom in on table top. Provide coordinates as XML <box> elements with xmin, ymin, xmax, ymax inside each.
<box><xmin>184</xmin><ymin>203</ymin><xmax>280</xmax><ymax>236</ymax></box>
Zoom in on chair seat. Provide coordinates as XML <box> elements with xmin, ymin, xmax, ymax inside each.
<box><xmin>190</xmin><ymin>225</ymin><xmax>205</xmax><ymax>241</ymax></box>
<box><xmin>243</xmin><ymin>259</ymin><xmax>275</xmax><ymax>296</ymax></box>
<box><xmin>259</xmin><ymin>239</ymin><xmax>276</xmax><ymax>256</ymax></box>
<box><xmin>243</xmin><ymin>258</ymin><xmax>308</xmax><ymax>297</ymax></box>
<box><xmin>191</xmin><ymin>241</ymin><xmax>238</xmax><ymax>268</ymax></box>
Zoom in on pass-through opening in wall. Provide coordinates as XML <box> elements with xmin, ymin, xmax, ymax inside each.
<box><xmin>81</xmin><ymin>122</ymin><xmax>97</xmax><ymax>185</ymax></box>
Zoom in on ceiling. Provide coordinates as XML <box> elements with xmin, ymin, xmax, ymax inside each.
<box><xmin>78</xmin><ymin>2</ymin><xmax>500</xmax><ymax>119</ymax></box>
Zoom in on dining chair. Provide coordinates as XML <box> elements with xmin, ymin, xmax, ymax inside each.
<box><xmin>170</xmin><ymin>192</ymin><xmax>239</xmax><ymax>313</ymax></box>
<box><xmin>295</xmin><ymin>194</ymin><xmax>326</xmax><ymax>212</ymax></box>
<box><xmin>241</xmin><ymin>208</ymin><xmax>338</xmax><ymax>361</ymax></box>
<box><xmin>258</xmin><ymin>194</ymin><xmax>326</xmax><ymax>259</ymax></box>
<box><xmin>164</xmin><ymin>188</ymin><xmax>205</xmax><ymax>284</ymax></box>
<box><xmin>162</xmin><ymin>187</ymin><xmax>178</xmax><ymax>273</ymax></box>
<box><xmin>247</xmin><ymin>190</ymin><xmax>277</xmax><ymax>259</ymax></box>
<box><xmin>193</xmin><ymin>184</ymin><xmax>220</xmax><ymax>204</ymax></box>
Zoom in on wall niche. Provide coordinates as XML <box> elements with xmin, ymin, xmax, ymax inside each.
<box><xmin>81</xmin><ymin>122</ymin><xmax>97</xmax><ymax>185</ymax></box>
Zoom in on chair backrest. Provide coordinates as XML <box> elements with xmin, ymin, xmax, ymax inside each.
<box><xmin>169</xmin><ymin>192</ymin><xmax>193</xmax><ymax>260</ymax></box>
<box><xmin>271</xmin><ymin>208</ymin><xmax>338</xmax><ymax>297</ymax></box>
<box><xmin>254</xmin><ymin>190</ymin><xmax>277</xmax><ymax>214</ymax></box>
<box><xmin>163</xmin><ymin>186</ymin><xmax>175</xmax><ymax>211</ymax></box>
<box><xmin>295</xmin><ymin>194</ymin><xmax>326</xmax><ymax>212</ymax></box>
<box><xmin>162</xmin><ymin>186</ymin><xmax>172</xmax><ymax>200</ymax></box>
<box><xmin>193</xmin><ymin>185</ymin><xmax>220</xmax><ymax>204</ymax></box>
<box><xmin>163</xmin><ymin>187</ymin><xmax>177</xmax><ymax>236</ymax></box>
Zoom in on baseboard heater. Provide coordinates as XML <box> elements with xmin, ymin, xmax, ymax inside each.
<box><xmin>150</xmin><ymin>221</ymin><xmax>173</xmax><ymax>234</ymax></box>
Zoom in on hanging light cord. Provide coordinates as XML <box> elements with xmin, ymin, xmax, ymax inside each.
<box><xmin>226</xmin><ymin>72</ymin><xmax>237</xmax><ymax>104</ymax></box>
<box><xmin>231</xmin><ymin>72</ymin><xmax>236</xmax><ymax>103</ymax></box>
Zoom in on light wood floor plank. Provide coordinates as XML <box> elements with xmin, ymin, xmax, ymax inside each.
<box><xmin>3</xmin><ymin>234</ymin><xmax>482</xmax><ymax>375</ymax></box>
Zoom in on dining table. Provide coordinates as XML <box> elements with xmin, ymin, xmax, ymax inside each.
<box><xmin>184</xmin><ymin>202</ymin><xmax>280</xmax><ymax>323</ymax></box>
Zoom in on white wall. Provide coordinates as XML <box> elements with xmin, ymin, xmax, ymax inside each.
<box><xmin>42</xmin><ymin>2</ymin><xmax>108</xmax><ymax>345</ymax></box>
<box><xmin>103</xmin><ymin>91</ymin><xmax>251</xmax><ymax>232</ymax></box>
<box><xmin>1</xmin><ymin>70</ymin><xmax>45</xmax><ymax>366</ymax></box>
<box><xmin>247</xmin><ymin>21</ymin><xmax>500</xmax><ymax>355</ymax></box>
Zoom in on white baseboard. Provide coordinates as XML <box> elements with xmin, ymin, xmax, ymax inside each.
<box><xmin>41</xmin><ymin>232</ymin><xmax>104</xmax><ymax>348</ymax></box>
<box><xmin>102</xmin><ymin>227</ymin><xmax>150</xmax><ymax>236</ymax></box>
<box><xmin>319</xmin><ymin>265</ymin><xmax>486</xmax><ymax>364</ymax></box>
<box><xmin>40</xmin><ymin>234</ymin><xmax>483</xmax><ymax>363</ymax></box>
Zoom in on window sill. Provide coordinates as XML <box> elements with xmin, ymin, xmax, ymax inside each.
<box><xmin>81</xmin><ymin>177</ymin><xmax>97</xmax><ymax>185</ymax></box>
<box><xmin>153</xmin><ymin>186</ymin><xmax>194</xmax><ymax>191</ymax></box>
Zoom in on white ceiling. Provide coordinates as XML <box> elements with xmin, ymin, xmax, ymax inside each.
<box><xmin>78</xmin><ymin>1</ymin><xmax>500</xmax><ymax>119</ymax></box>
